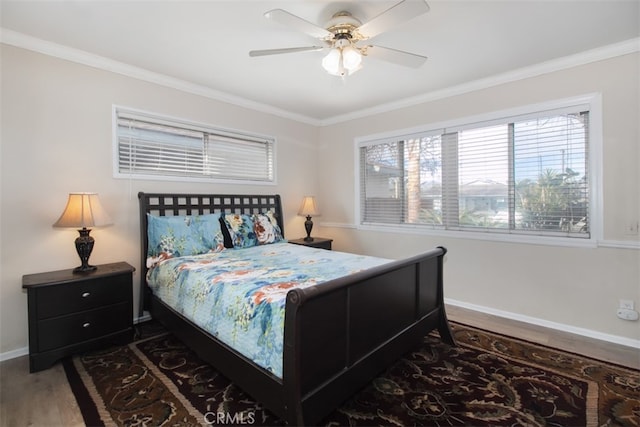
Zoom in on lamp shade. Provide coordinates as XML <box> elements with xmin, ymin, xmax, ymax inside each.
<box><xmin>298</xmin><ymin>196</ymin><xmax>320</xmax><ymax>217</ymax></box>
<box><xmin>53</xmin><ymin>193</ymin><xmax>113</xmax><ymax>229</ymax></box>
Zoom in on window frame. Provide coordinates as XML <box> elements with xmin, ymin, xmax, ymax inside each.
<box><xmin>112</xmin><ymin>105</ymin><xmax>277</xmax><ymax>185</ymax></box>
<box><xmin>354</xmin><ymin>94</ymin><xmax>603</xmax><ymax>248</ymax></box>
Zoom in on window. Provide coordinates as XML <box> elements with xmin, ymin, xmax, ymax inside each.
<box><xmin>358</xmin><ymin>98</ymin><xmax>597</xmax><ymax>242</ymax></box>
<box><xmin>113</xmin><ymin>107</ymin><xmax>275</xmax><ymax>184</ymax></box>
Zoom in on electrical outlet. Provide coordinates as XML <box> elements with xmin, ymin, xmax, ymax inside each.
<box><xmin>625</xmin><ymin>222</ymin><xmax>639</xmax><ymax>235</ymax></box>
<box><xmin>617</xmin><ymin>308</ymin><xmax>639</xmax><ymax>321</ymax></box>
<box><xmin>620</xmin><ymin>299</ymin><xmax>635</xmax><ymax>310</ymax></box>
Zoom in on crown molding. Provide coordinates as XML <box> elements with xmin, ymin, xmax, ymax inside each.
<box><xmin>2</xmin><ymin>28</ymin><xmax>638</xmax><ymax>127</ymax></box>
<box><xmin>320</xmin><ymin>37</ymin><xmax>640</xmax><ymax>125</ymax></box>
<box><xmin>0</xmin><ymin>28</ymin><xmax>322</xmax><ymax>126</ymax></box>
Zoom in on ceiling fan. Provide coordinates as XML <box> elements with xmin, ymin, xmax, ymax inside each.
<box><xmin>249</xmin><ymin>0</ymin><xmax>430</xmax><ymax>77</ymax></box>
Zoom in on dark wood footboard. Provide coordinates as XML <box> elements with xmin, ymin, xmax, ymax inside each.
<box><xmin>282</xmin><ymin>246</ymin><xmax>453</xmax><ymax>425</ymax></box>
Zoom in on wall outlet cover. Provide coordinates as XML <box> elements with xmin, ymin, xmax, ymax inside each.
<box><xmin>619</xmin><ymin>299</ymin><xmax>635</xmax><ymax>310</ymax></box>
<box><xmin>617</xmin><ymin>308</ymin><xmax>639</xmax><ymax>321</ymax></box>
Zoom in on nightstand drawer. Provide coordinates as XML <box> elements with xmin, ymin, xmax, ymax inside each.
<box><xmin>37</xmin><ymin>302</ymin><xmax>131</xmax><ymax>352</ymax></box>
<box><xmin>36</xmin><ymin>275</ymin><xmax>130</xmax><ymax>319</ymax></box>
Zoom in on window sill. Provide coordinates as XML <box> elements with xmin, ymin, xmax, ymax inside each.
<box><xmin>357</xmin><ymin>223</ymin><xmax>597</xmax><ymax>248</ymax></box>
<box><xmin>320</xmin><ymin>221</ymin><xmax>639</xmax><ymax>249</ymax></box>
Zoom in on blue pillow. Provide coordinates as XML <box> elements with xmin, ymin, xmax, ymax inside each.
<box><xmin>224</xmin><ymin>213</ymin><xmax>257</xmax><ymax>248</ymax></box>
<box><xmin>147</xmin><ymin>213</ymin><xmax>225</xmax><ymax>260</ymax></box>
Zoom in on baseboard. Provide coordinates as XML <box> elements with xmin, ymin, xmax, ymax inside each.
<box><xmin>0</xmin><ymin>346</ymin><xmax>28</xmax><ymax>362</ymax></box>
<box><xmin>445</xmin><ymin>298</ymin><xmax>640</xmax><ymax>349</ymax></box>
<box><xmin>1</xmin><ymin>313</ymin><xmax>153</xmax><ymax>363</ymax></box>
<box><xmin>134</xmin><ymin>311</ymin><xmax>152</xmax><ymax>324</ymax></box>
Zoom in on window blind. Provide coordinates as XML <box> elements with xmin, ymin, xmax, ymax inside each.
<box><xmin>358</xmin><ymin>105</ymin><xmax>590</xmax><ymax>239</ymax></box>
<box><xmin>115</xmin><ymin>108</ymin><xmax>275</xmax><ymax>183</ymax></box>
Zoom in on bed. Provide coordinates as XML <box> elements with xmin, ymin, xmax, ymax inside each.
<box><xmin>138</xmin><ymin>192</ymin><xmax>456</xmax><ymax>425</ymax></box>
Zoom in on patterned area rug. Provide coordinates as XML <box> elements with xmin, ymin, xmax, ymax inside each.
<box><xmin>64</xmin><ymin>322</ymin><xmax>639</xmax><ymax>426</ymax></box>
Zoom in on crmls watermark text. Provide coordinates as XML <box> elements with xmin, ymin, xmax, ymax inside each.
<box><xmin>203</xmin><ymin>411</ymin><xmax>256</xmax><ymax>425</ymax></box>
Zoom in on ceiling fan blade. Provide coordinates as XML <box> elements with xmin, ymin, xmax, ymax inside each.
<box><xmin>365</xmin><ymin>45</ymin><xmax>427</xmax><ymax>68</ymax></box>
<box><xmin>357</xmin><ymin>0</ymin><xmax>430</xmax><ymax>39</ymax></box>
<box><xmin>249</xmin><ymin>46</ymin><xmax>325</xmax><ymax>57</ymax></box>
<box><xmin>264</xmin><ymin>9</ymin><xmax>333</xmax><ymax>40</ymax></box>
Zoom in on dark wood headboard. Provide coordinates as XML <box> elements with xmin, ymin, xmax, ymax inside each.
<box><xmin>137</xmin><ymin>192</ymin><xmax>284</xmax><ymax>313</ymax></box>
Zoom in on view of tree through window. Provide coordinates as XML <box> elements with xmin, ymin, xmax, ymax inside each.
<box><xmin>359</xmin><ymin>107</ymin><xmax>590</xmax><ymax>239</ymax></box>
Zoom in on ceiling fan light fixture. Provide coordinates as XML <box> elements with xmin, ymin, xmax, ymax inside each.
<box><xmin>322</xmin><ymin>48</ymin><xmax>342</xmax><ymax>74</ymax></box>
<box><xmin>342</xmin><ymin>45</ymin><xmax>362</xmax><ymax>70</ymax></box>
<box><xmin>253</xmin><ymin>1</ymin><xmax>431</xmax><ymax>77</ymax></box>
<box><xmin>322</xmin><ymin>45</ymin><xmax>362</xmax><ymax>77</ymax></box>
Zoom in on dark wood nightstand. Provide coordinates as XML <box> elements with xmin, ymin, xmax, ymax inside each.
<box><xmin>22</xmin><ymin>261</ymin><xmax>135</xmax><ymax>372</ymax></box>
<box><xmin>288</xmin><ymin>237</ymin><xmax>333</xmax><ymax>250</ymax></box>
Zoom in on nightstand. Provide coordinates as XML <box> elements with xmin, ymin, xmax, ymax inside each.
<box><xmin>22</xmin><ymin>261</ymin><xmax>135</xmax><ymax>372</ymax></box>
<box><xmin>288</xmin><ymin>237</ymin><xmax>333</xmax><ymax>250</ymax></box>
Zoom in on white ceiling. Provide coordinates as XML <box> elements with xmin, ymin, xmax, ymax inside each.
<box><xmin>2</xmin><ymin>1</ymin><xmax>639</xmax><ymax>125</ymax></box>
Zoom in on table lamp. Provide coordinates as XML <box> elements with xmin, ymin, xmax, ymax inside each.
<box><xmin>53</xmin><ymin>193</ymin><xmax>113</xmax><ymax>273</ymax></box>
<box><xmin>298</xmin><ymin>196</ymin><xmax>320</xmax><ymax>242</ymax></box>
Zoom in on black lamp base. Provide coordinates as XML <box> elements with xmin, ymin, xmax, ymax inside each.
<box><xmin>304</xmin><ymin>215</ymin><xmax>314</xmax><ymax>242</ymax></box>
<box><xmin>73</xmin><ymin>264</ymin><xmax>97</xmax><ymax>273</ymax></box>
<box><xmin>74</xmin><ymin>228</ymin><xmax>96</xmax><ymax>273</ymax></box>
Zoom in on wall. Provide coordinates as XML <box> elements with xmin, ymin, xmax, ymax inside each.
<box><xmin>316</xmin><ymin>53</ymin><xmax>640</xmax><ymax>344</ymax></box>
<box><xmin>0</xmin><ymin>45</ymin><xmax>319</xmax><ymax>356</ymax></box>
<box><xmin>1</xmin><ymin>43</ymin><xmax>638</xmax><ymax>358</ymax></box>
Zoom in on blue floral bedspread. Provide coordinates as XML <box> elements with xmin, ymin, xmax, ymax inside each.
<box><xmin>146</xmin><ymin>242</ymin><xmax>390</xmax><ymax>378</ymax></box>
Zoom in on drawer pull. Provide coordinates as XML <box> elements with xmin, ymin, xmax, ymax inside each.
<box><xmin>82</xmin><ymin>322</ymin><xmax>91</xmax><ymax>328</ymax></box>
<box><xmin>82</xmin><ymin>292</ymin><xmax>91</xmax><ymax>298</ymax></box>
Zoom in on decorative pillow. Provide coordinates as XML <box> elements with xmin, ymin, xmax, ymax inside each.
<box><xmin>147</xmin><ymin>213</ymin><xmax>225</xmax><ymax>263</ymax></box>
<box><xmin>219</xmin><ymin>215</ymin><xmax>234</xmax><ymax>249</ymax></box>
<box><xmin>253</xmin><ymin>211</ymin><xmax>284</xmax><ymax>245</ymax></box>
<box><xmin>224</xmin><ymin>213</ymin><xmax>257</xmax><ymax>248</ymax></box>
